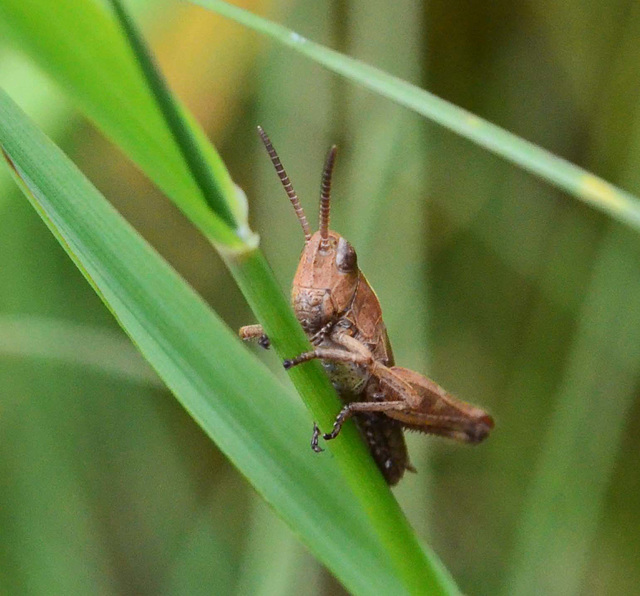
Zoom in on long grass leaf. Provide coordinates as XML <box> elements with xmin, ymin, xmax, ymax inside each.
<box><xmin>190</xmin><ymin>0</ymin><xmax>640</xmax><ymax>232</ymax></box>
<box><xmin>0</xmin><ymin>0</ymin><xmax>243</xmax><ymax>248</ymax></box>
<box><xmin>106</xmin><ymin>0</ymin><xmax>238</xmax><ymax>233</ymax></box>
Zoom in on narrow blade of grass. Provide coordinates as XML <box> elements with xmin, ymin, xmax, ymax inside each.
<box><xmin>0</xmin><ymin>0</ymin><xmax>244</xmax><ymax>248</ymax></box>
<box><xmin>190</xmin><ymin>0</ymin><xmax>640</xmax><ymax>233</ymax></box>
<box><xmin>106</xmin><ymin>0</ymin><xmax>238</xmax><ymax>233</ymax></box>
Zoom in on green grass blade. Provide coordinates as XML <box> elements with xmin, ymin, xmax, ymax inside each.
<box><xmin>105</xmin><ymin>0</ymin><xmax>237</xmax><ymax>233</ymax></box>
<box><xmin>190</xmin><ymin>0</ymin><xmax>640</xmax><ymax>233</ymax></box>
<box><xmin>0</xmin><ymin>0</ymin><xmax>245</xmax><ymax>248</ymax></box>
<box><xmin>0</xmin><ymin>87</ymin><xmax>421</xmax><ymax>595</ymax></box>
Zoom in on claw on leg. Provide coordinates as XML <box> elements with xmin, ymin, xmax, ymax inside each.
<box><xmin>311</xmin><ymin>423</ymin><xmax>324</xmax><ymax>453</ymax></box>
<box><xmin>323</xmin><ymin>405</ymin><xmax>352</xmax><ymax>440</ymax></box>
<box><xmin>313</xmin><ymin>400</ymin><xmax>408</xmax><ymax>448</ymax></box>
<box><xmin>309</xmin><ymin>405</ymin><xmax>357</xmax><ymax>453</ymax></box>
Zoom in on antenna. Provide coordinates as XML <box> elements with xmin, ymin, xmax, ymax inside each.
<box><xmin>257</xmin><ymin>126</ymin><xmax>312</xmax><ymax>242</ymax></box>
<box><xmin>319</xmin><ymin>145</ymin><xmax>337</xmax><ymax>246</ymax></box>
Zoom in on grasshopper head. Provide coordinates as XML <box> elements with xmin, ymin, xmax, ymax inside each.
<box><xmin>291</xmin><ymin>230</ymin><xmax>360</xmax><ymax>333</ymax></box>
<box><xmin>257</xmin><ymin>127</ymin><xmax>359</xmax><ymax>333</ymax></box>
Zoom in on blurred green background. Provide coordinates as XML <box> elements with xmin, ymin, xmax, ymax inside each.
<box><xmin>1</xmin><ymin>0</ymin><xmax>639</xmax><ymax>594</ymax></box>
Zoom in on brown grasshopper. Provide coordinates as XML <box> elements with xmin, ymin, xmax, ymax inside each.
<box><xmin>240</xmin><ymin>127</ymin><xmax>494</xmax><ymax>485</ymax></box>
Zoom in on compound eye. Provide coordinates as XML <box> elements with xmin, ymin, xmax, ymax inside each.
<box><xmin>336</xmin><ymin>237</ymin><xmax>358</xmax><ymax>272</ymax></box>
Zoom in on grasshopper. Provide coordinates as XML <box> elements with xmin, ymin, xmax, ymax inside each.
<box><xmin>240</xmin><ymin>127</ymin><xmax>494</xmax><ymax>485</ymax></box>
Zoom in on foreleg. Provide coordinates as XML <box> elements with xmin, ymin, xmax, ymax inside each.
<box><xmin>238</xmin><ymin>324</ymin><xmax>270</xmax><ymax>349</ymax></box>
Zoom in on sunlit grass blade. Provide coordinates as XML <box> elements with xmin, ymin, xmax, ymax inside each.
<box><xmin>106</xmin><ymin>0</ymin><xmax>237</xmax><ymax>233</ymax></box>
<box><xmin>0</xmin><ymin>87</ymin><xmax>445</xmax><ymax>595</ymax></box>
<box><xmin>0</xmin><ymin>0</ymin><xmax>244</xmax><ymax>248</ymax></box>
<box><xmin>191</xmin><ymin>0</ymin><xmax>640</xmax><ymax>233</ymax></box>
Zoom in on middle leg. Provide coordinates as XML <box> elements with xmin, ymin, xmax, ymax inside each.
<box><xmin>311</xmin><ymin>399</ymin><xmax>408</xmax><ymax>451</ymax></box>
<box><xmin>286</xmin><ymin>336</ymin><xmax>425</xmax><ymax>409</ymax></box>
<box><xmin>283</xmin><ymin>347</ymin><xmax>369</xmax><ymax>369</ymax></box>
